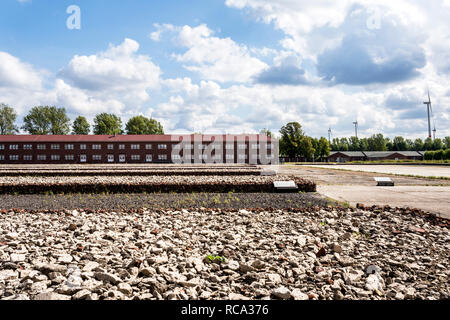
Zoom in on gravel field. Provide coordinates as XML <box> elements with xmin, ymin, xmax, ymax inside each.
<box><xmin>0</xmin><ymin>207</ymin><xmax>448</xmax><ymax>300</ymax></box>
<box><xmin>0</xmin><ymin>175</ymin><xmax>316</xmax><ymax>194</ymax></box>
<box><xmin>0</xmin><ymin>193</ymin><xmax>333</xmax><ymax>211</ymax></box>
<box><xmin>308</xmin><ymin>165</ymin><xmax>450</xmax><ymax>178</ymax></box>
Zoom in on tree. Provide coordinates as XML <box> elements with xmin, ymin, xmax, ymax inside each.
<box><xmin>125</xmin><ymin>115</ymin><xmax>164</xmax><ymax>135</ymax></box>
<box><xmin>413</xmin><ymin>138</ymin><xmax>424</xmax><ymax>151</ymax></box>
<box><xmin>260</xmin><ymin>128</ymin><xmax>273</xmax><ymax>138</ymax></box>
<box><xmin>445</xmin><ymin>136</ymin><xmax>450</xmax><ymax>149</ymax></box>
<box><xmin>317</xmin><ymin>137</ymin><xmax>331</xmax><ymax>160</ymax></box>
<box><xmin>22</xmin><ymin>106</ymin><xmax>70</xmax><ymax>135</ymax></box>
<box><xmin>392</xmin><ymin>136</ymin><xmax>407</xmax><ymax>151</ymax></box>
<box><xmin>93</xmin><ymin>113</ymin><xmax>123</xmax><ymax>135</ymax></box>
<box><xmin>367</xmin><ymin>134</ymin><xmax>387</xmax><ymax>151</ymax></box>
<box><xmin>72</xmin><ymin>116</ymin><xmax>91</xmax><ymax>135</ymax></box>
<box><xmin>279</xmin><ymin>122</ymin><xmax>305</xmax><ymax>157</ymax></box>
<box><xmin>432</xmin><ymin>138</ymin><xmax>443</xmax><ymax>151</ymax></box>
<box><xmin>423</xmin><ymin>137</ymin><xmax>433</xmax><ymax>150</ymax></box>
<box><xmin>0</xmin><ymin>103</ymin><xmax>18</xmax><ymax>135</ymax></box>
<box><xmin>299</xmin><ymin>136</ymin><xmax>315</xmax><ymax>161</ymax></box>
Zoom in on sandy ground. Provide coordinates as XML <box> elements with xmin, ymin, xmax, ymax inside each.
<box><xmin>307</xmin><ymin>164</ymin><xmax>450</xmax><ymax>178</ymax></box>
<box><xmin>279</xmin><ymin>165</ymin><xmax>450</xmax><ymax>218</ymax></box>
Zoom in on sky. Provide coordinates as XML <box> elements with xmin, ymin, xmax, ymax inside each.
<box><xmin>1</xmin><ymin>0</ymin><xmax>449</xmax><ymax>139</ymax></box>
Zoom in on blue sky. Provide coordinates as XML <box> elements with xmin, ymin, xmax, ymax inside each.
<box><xmin>1</xmin><ymin>0</ymin><xmax>449</xmax><ymax>138</ymax></box>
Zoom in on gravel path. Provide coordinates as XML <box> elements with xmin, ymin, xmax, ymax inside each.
<box><xmin>0</xmin><ymin>193</ymin><xmax>333</xmax><ymax>211</ymax></box>
<box><xmin>1</xmin><ymin>208</ymin><xmax>448</xmax><ymax>300</ymax></box>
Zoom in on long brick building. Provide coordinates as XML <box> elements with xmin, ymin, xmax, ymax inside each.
<box><xmin>0</xmin><ymin>134</ymin><xmax>278</xmax><ymax>165</ymax></box>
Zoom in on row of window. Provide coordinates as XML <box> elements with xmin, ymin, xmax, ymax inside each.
<box><xmin>0</xmin><ymin>143</ymin><xmax>273</xmax><ymax>151</ymax></box>
<box><xmin>0</xmin><ymin>153</ymin><xmax>275</xmax><ymax>161</ymax></box>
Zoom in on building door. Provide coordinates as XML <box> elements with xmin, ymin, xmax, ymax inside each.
<box><xmin>119</xmin><ymin>154</ymin><xmax>126</xmax><ymax>163</ymax></box>
<box><xmin>80</xmin><ymin>155</ymin><xmax>87</xmax><ymax>163</ymax></box>
<box><xmin>108</xmin><ymin>155</ymin><xmax>114</xmax><ymax>163</ymax></box>
<box><xmin>146</xmin><ymin>155</ymin><xmax>152</xmax><ymax>162</ymax></box>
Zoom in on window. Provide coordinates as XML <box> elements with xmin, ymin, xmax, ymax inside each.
<box><xmin>119</xmin><ymin>144</ymin><xmax>125</xmax><ymax>150</ymax></box>
<box><xmin>158</xmin><ymin>144</ymin><xmax>167</xmax><ymax>150</ymax></box>
<box><xmin>213</xmin><ymin>143</ymin><xmax>222</xmax><ymax>149</ymax></box>
<box><xmin>51</xmin><ymin>155</ymin><xmax>60</xmax><ymax>161</ymax></box>
<box><xmin>24</xmin><ymin>144</ymin><xmax>33</xmax><ymax>150</ymax></box>
<box><xmin>92</xmin><ymin>155</ymin><xmax>102</xmax><ymax>161</ymax></box>
<box><xmin>172</xmin><ymin>155</ymin><xmax>181</xmax><ymax>160</ymax></box>
<box><xmin>0</xmin><ymin>145</ymin><xmax>4</xmax><ymax>150</ymax></box>
<box><xmin>37</xmin><ymin>144</ymin><xmax>46</xmax><ymax>150</ymax></box>
<box><xmin>108</xmin><ymin>144</ymin><xmax>114</xmax><ymax>150</ymax></box>
<box><xmin>24</xmin><ymin>155</ymin><xmax>33</xmax><ymax>161</ymax></box>
<box><xmin>200</xmin><ymin>154</ymin><xmax>208</xmax><ymax>160</ymax></box>
<box><xmin>0</xmin><ymin>155</ymin><xmax>4</xmax><ymax>161</ymax></box>
<box><xmin>107</xmin><ymin>155</ymin><xmax>114</xmax><ymax>162</ymax></box>
<box><xmin>9</xmin><ymin>144</ymin><xmax>18</xmax><ymax>150</ymax></box>
<box><xmin>37</xmin><ymin>155</ymin><xmax>46</xmax><ymax>161</ymax></box>
<box><xmin>65</xmin><ymin>155</ymin><xmax>74</xmax><ymax>161</ymax></box>
<box><xmin>80</xmin><ymin>155</ymin><xmax>87</xmax><ymax>162</ymax></box>
<box><xmin>131</xmin><ymin>155</ymin><xmax>140</xmax><ymax>161</ymax></box>
<box><xmin>80</xmin><ymin>144</ymin><xmax>87</xmax><ymax>150</ymax></box>
<box><xmin>172</xmin><ymin>144</ymin><xmax>181</xmax><ymax>150</ymax></box>
<box><xmin>267</xmin><ymin>144</ymin><xmax>273</xmax><ymax>149</ymax></box>
<box><xmin>226</xmin><ymin>154</ymin><xmax>234</xmax><ymax>160</ymax></box>
<box><xmin>226</xmin><ymin>144</ymin><xmax>234</xmax><ymax>150</ymax></box>
<box><xmin>158</xmin><ymin>154</ymin><xmax>167</xmax><ymax>160</ymax></box>
<box><xmin>184</xmin><ymin>144</ymin><xmax>193</xmax><ymax>150</ymax></box>
<box><xmin>9</xmin><ymin>155</ymin><xmax>19</xmax><ymax>161</ymax></box>
<box><xmin>251</xmin><ymin>144</ymin><xmax>259</xmax><ymax>150</ymax></box>
<box><xmin>213</xmin><ymin>154</ymin><xmax>222</xmax><ymax>160</ymax></box>
<box><xmin>92</xmin><ymin>144</ymin><xmax>101</xmax><ymax>150</ymax></box>
<box><xmin>51</xmin><ymin>144</ymin><xmax>60</xmax><ymax>150</ymax></box>
<box><xmin>198</xmin><ymin>144</ymin><xmax>206</xmax><ymax>150</ymax></box>
<box><xmin>146</xmin><ymin>155</ymin><xmax>152</xmax><ymax>162</ymax></box>
<box><xmin>238</xmin><ymin>144</ymin><xmax>247</xmax><ymax>150</ymax></box>
<box><xmin>251</xmin><ymin>154</ymin><xmax>260</xmax><ymax>160</ymax></box>
<box><xmin>65</xmin><ymin>144</ymin><xmax>74</xmax><ymax>150</ymax></box>
<box><xmin>131</xmin><ymin>144</ymin><xmax>140</xmax><ymax>150</ymax></box>
<box><xmin>145</xmin><ymin>144</ymin><xmax>152</xmax><ymax>150</ymax></box>
<box><xmin>238</xmin><ymin>154</ymin><xmax>248</xmax><ymax>160</ymax></box>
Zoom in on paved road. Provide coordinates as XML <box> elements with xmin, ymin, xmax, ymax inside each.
<box><xmin>308</xmin><ymin>164</ymin><xmax>450</xmax><ymax>178</ymax></box>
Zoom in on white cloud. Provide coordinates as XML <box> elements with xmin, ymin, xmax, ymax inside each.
<box><xmin>0</xmin><ymin>52</ymin><xmax>43</xmax><ymax>90</ymax></box>
<box><xmin>172</xmin><ymin>24</ymin><xmax>268</xmax><ymax>83</ymax></box>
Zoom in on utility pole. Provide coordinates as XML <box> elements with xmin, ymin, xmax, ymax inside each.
<box><xmin>353</xmin><ymin>121</ymin><xmax>358</xmax><ymax>138</ymax></box>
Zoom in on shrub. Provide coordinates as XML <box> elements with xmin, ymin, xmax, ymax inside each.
<box><xmin>444</xmin><ymin>149</ymin><xmax>450</xmax><ymax>160</ymax></box>
<box><xmin>424</xmin><ymin>151</ymin><xmax>434</xmax><ymax>160</ymax></box>
<box><xmin>433</xmin><ymin>150</ymin><xmax>444</xmax><ymax>160</ymax></box>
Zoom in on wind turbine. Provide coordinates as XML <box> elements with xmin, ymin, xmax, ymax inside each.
<box><xmin>328</xmin><ymin>128</ymin><xmax>332</xmax><ymax>144</ymax></box>
<box><xmin>353</xmin><ymin>121</ymin><xmax>358</xmax><ymax>138</ymax></box>
<box><xmin>423</xmin><ymin>90</ymin><xmax>433</xmax><ymax>139</ymax></box>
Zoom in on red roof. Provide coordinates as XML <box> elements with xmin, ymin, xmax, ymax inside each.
<box><xmin>0</xmin><ymin>134</ymin><xmax>275</xmax><ymax>143</ymax></box>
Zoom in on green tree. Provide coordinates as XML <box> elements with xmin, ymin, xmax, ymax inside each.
<box><xmin>0</xmin><ymin>103</ymin><xmax>18</xmax><ymax>135</ymax></box>
<box><xmin>72</xmin><ymin>116</ymin><xmax>91</xmax><ymax>135</ymax></box>
<box><xmin>279</xmin><ymin>122</ymin><xmax>305</xmax><ymax>157</ymax></box>
<box><xmin>93</xmin><ymin>113</ymin><xmax>123</xmax><ymax>135</ymax></box>
<box><xmin>317</xmin><ymin>137</ymin><xmax>331</xmax><ymax>160</ymax></box>
<box><xmin>125</xmin><ymin>115</ymin><xmax>164</xmax><ymax>135</ymax></box>
<box><xmin>413</xmin><ymin>138</ymin><xmax>424</xmax><ymax>151</ymax></box>
<box><xmin>392</xmin><ymin>136</ymin><xmax>407</xmax><ymax>151</ymax></box>
<box><xmin>367</xmin><ymin>134</ymin><xmax>387</xmax><ymax>151</ymax></box>
<box><xmin>423</xmin><ymin>137</ymin><xmax>433</xmax><ymax>150</ymax></box>
<box><xmin>444</xmin><ymin>137</ymin><xmax>450</xmax><ymax>149</ymax></box>
<box><xmin>432</xmin><ymin>138</ymin><xmax>443</xmax><ymax>151</ymax></box>
<box><xmin>349</xmin><ymin>136</ymin><xmax>360</xmax><ymax>151</ymax></box>
<box><xmin>299</xmin><ymin>136</ymin><xmax>315</xmax><ymax>161</ymax></box>
<box><xmin>22</xmin><ymin>106</ymin><xmax>70</xmax><ymax>135</ymax></box>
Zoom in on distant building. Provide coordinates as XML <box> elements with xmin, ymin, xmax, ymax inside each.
<box><xmin>326</xmin><ymin>151</ymin><xmax>424</xmax><ymax>162</ymax></box>
<box><xmin>328</xmin><ymin>151</ymin><xmax>366</xmax><ymax>162</ymax></box>
<box><xmin>0</xmin><ymin>134</ymin><xmax>278</xmax><ymax>165</ymax></box>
